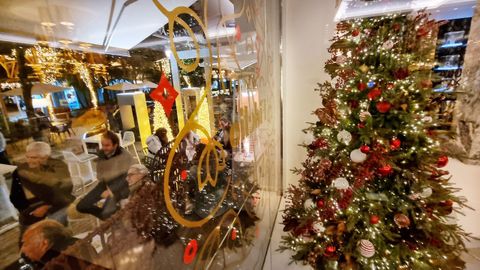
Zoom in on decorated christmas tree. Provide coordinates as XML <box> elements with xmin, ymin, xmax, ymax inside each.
<box><xmin>153</xmin><ymin>100</ymin><xmax>174</xmax><ymax>141</ymax></box>
<box><xmin>279</xmin><ymin>12</ymin><xmax>472</xmax><ymax>270</ymax></box>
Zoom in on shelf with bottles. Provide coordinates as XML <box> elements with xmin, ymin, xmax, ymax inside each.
<box><xmin>429</xmin><ymin>18</ymin><xmax>471</xmax><ymax>130</ymax></box>
<box><xmin>436</xmin><ymin>30</ymin><xmax>468</xmax><ymax>49</ymax></box>
<box><xmin>433</xmin><ymin>18</ymin><xmax>471</xmax><ymax>73</ymax></box>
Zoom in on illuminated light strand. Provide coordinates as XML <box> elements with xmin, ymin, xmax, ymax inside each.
<box><xmin>75</xmin><ymin>63</ymin><xmax>98</xmax><ymax>108</ymax></box>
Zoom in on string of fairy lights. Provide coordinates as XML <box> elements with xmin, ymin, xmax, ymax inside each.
<box><xmin>19</xmin><ymin>45</ymin><xmax>105</xmax><ymax>110</ymax></box>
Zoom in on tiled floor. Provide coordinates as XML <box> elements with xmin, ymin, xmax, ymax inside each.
<box><xmin>264</xmin><ymin>158</ymin><xmax>480</xmax><ymax>269</ymax></box>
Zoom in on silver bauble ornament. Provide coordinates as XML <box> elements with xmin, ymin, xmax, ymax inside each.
<box><xmin>350</xmin><ymin>149</ymin><xmax>367</xmax><ymax>163</ymax></box>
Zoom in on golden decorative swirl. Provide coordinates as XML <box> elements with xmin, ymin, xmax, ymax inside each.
<box><xmin>196</xmin><ymin>132</ymin><xmax>227</xmax><ymax>191</ymax></box>
<box><xmin>163</xmin><ymin>100</ymin><xmax>231</xmax><ymax>227</ymax></box>
<box><xmin>152</xmin><ymin>0</ymin><xmax>212</xmax><ymax>74</ymax></box>
<box><xmin>194</xmin><ymin>209</ymin><xmax>243</xmax><ymax>270</ymax></box>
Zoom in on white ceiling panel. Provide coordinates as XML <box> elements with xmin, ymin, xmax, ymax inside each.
<box><xmin>0</xmin><ymin>0</ymin><xmax>197</xmax><ymax>54</ymax></box>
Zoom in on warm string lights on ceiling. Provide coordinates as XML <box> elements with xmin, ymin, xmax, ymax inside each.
<box><xmin>25</xmin><ymin>45</ymin><xmax>62</xmax><ymax>83</ymax></box>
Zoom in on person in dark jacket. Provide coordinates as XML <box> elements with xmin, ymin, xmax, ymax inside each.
<box><xmin>76</xmin><ymin>131</ymin><xmax>134</xmax><ymax>220</ymax></box>
<box><xmin>10</xmin><ymin>142</ymin><xmax>74</xmax><ymax>241</ymax></box>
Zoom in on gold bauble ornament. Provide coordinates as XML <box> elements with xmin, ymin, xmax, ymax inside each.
<box><xmin>359</xmin><ymin>64</ymin><xmax>369</xmax><ymax>73</ymax></box>
<box><xmin>394</xmin><ymin>213</ymin><xmax>410</xmax><ymax>228</ymax></box>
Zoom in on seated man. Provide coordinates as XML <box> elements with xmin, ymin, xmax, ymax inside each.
<box><xmin>119</xmin><ymin>164</ymin><xmax>150</xmax><ymax>208</ymax></box>
<box><xmin>20</xmin><ymin>219</ymin><xmax>77</xmax><ymax>269</ymax></box>
<box><xmin>10</xmin><ymin>142</ymin><xmax>74</xmax><ymax>236</ymax></box>
<box><xmin>76</xmin><ymin>131</ymin><xmax>134</xmax><ymax>220</ymax></box>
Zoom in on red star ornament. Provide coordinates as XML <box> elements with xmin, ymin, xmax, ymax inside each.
<box><xmin>150</xmin><ymin>73</ymin><xmax>179</xmax><ymax>117</ymax></box>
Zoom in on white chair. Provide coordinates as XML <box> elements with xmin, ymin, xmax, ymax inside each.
<box><xmin>62</xmin><ymin>151</ymin><xmax>98</xmax><ymax>196</ymax></box>
<box><xmin>122</xmin><ymin>131</ymin><xmax>141</xmax><ymax>163</ymax></box>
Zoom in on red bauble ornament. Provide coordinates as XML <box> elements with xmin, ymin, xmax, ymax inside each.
<box><xmin>370</xmin><ymin>215</ymin><xmax>380</xmax><ymax>224</ymax></box>
<box><xmin>358</xmin><ymin>123</ymin><xmax>365</xmax><ymax>129</ymax></box>
<box><xmin>326</xmin><ymin>245</ymin><xmax>336</xmax><ymax>254</ymax></box>
<box><xmin>437</xmin><ymin>155</ymin><xmax>448</xmax><ymax>168</ymax></box>
<box><xmin>352</xmin><ymin>29</ymin><xmax>360</xmax><ymax>37</ymax></box>
<box><xmin>181</xmin><ymin>170</ymin><xmax>188</xmax><ymax>181</ymax></box>
<box><xmin>316</xmin><ymin>199</ymin><xmax>325</xmax><ymax>208</ymax></box>
<box><xmin>390</xmin><ymin>138</ymin><xmax>401</xmax><ymax>150</ymax></box>
<box><xmin>387</xmin><ymin>83</ymin><xmax>395</xmax><ymax>90</ymax></box>
<box><xmin>367</xmin><ymin>88</ymin><xmax>382</xmax><ymax>100</ymax></box>
<box><xmin>438</xmin><ymin>200</ymin><xmax>453</xmax><ymax>215</ymax></box>
<box><xmin>378</xmin><ymin>165</ymin><xmax>392</xmax><ymax>176</ymax></box>
<box><xmin>360</xmin><ymin>145</ymin><xmax>370</xmax><ymax>154</ymax></box>
<box><xmin>439</xmin><ymin>199</ymin><xmax>453</xmax><ymax>207</ymax></box>
<box><xmin>393</xmin><ymin>23</ymin><xmax>401</xmax><ymax>31</ymax></box>
<box><xmin>358</xmin><ymin>82</ymin><xmax>367</xmax><ymax>91</ymax></box>
<box><xmin>376</xmin><ymin>101</ymin><xmax>392</xmax><ymax>113</ymax></box>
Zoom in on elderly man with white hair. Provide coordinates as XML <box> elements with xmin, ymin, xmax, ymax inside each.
<box><xmin>10</xmin><ymin>141</ymin><xmax>74</xmax><ymax>240</ymax></box>
<box><xmin>118</xmin><ymin>164</ymin><xmax>150</xmax><ymax>208</ymax></box>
